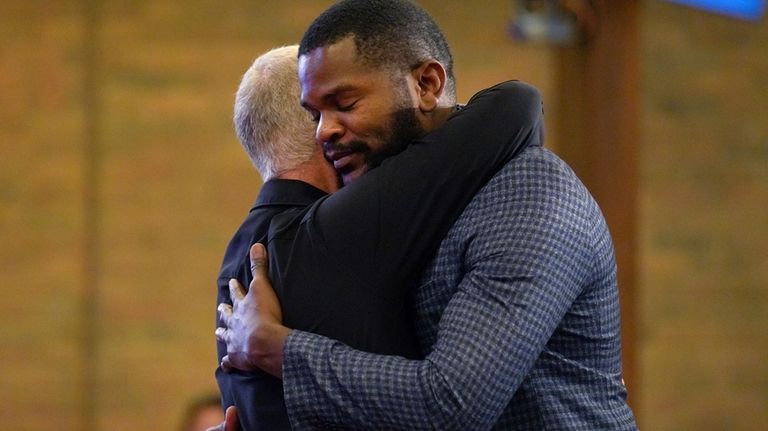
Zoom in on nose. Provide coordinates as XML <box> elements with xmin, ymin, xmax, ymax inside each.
<box><xmin>316</xmin><ymin>113</ymin><xmax>344</xmax><ymax>144</ymax></box>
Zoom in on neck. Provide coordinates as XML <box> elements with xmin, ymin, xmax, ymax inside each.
<box><xmin>276</xmin><ymin>157</ymin><xmax>339</xmax><ymax>194</ymax></box>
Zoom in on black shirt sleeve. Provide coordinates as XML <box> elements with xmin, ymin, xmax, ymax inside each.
<box><xmin>267</xmin><ymin>81</ymin><xmax>544</xmax><ymax>357</ymax></box>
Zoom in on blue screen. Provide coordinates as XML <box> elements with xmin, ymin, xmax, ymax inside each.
<box><xmin>665</xmin><ymin>0</ymin><xmax>765</xmax><ymax>20</ymax></box>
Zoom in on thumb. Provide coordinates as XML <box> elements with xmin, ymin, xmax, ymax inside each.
<box><xmin>224</xmin><ymin>405</ymin><xmax>239</xmax><ymax>431</ymax></box>
<box><xmin>249</xmin><ymin>243</ymin><xmax>269</xmax><ymax>280</ymax></box>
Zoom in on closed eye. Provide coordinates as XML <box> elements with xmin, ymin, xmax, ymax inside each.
<box><xmin>337</xmin><ymin>100</ymin><xmax>358</xmax><ymax>112</ymax></box>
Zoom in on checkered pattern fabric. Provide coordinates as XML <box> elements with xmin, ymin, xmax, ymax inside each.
<box><xmin>282</xmin><ymin>146</ymin><xmax>638</xmax><ymax>430</ymax></box>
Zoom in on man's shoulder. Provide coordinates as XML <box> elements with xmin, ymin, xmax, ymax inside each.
<box><xmin>467</xmin><ymin>80</ymin><xmax>541</xmax><ymax>107</ymax></box>
<box><xmin>471</xmin><ymin>146</ymin><xmax>576</xmax><ymax>202</ymax></box>
<box><xmin>218</xmin><ymin>206</ymin><xmax>282</xmax><ymax>279</ymax></box>
<box><xmin>447</xmin><ymin>145</ymin><xmax>598</xmax><ymax>237</ymax></box>
<box><xmin>266</xmin><ymin>204</ymin><xmax>316</xmax><ymax>241</ymax></box>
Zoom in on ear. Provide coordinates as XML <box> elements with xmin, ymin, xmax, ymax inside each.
<box><xmin>411</xmin><ymin>60</ymin><xmax>446</xmax><ymax>113</ymax></box>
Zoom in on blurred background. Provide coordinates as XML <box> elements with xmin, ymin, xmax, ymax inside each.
<box><xmin>0</xmin><ymin>1</ymin><xmax>765</xmax><ymax>430</ymax></box>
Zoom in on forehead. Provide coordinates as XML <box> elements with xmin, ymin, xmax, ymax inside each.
<box><xmin>298</xmin><ymin>37</ymin><xmax>391</xmax><ymax>103</ymax></box>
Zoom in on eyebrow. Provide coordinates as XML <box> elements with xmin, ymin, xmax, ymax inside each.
<box><xmin>301</xmin><ymin>84</ymin><xmax>359</xmax><ymax>110</ymax></box>
<box><xmin>327</xmin><ymin>84</ymin><xmax>358</xmax><ymax>95</ymax></box>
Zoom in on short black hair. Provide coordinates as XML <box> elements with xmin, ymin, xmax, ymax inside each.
<box><xmin>299</xmin><ymin>0</ymin><xmax>455</xmax><ymax>101</ymax></box>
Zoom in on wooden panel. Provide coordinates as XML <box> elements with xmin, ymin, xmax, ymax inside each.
<box><xmin>553</xmin><ymin>0</ymin><xmax>641</xmax><ymax>405</ymax></box>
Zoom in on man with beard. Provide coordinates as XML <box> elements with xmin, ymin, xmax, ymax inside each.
<box><xmin>216</xmin><ymin>27</ymin><xmax>540</xmax><ymax>431</ymax></box>
<box><xmin>217</xmin><ymin>0</ymin><xmax>637</xmax><ymax>430</ymax></box>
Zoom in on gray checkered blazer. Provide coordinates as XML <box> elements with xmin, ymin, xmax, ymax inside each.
<box><xmin>282</xmin><ymin>144</ymin><xmax>638</xmax><ymax>430</ymax></box>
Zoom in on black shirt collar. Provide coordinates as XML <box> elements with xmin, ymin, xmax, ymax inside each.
<box><xmin>253</xmin><ymin>179</ymin><xmax>328</xmax><ymax>209</ymax></box>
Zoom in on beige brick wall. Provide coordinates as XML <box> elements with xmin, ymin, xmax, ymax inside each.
<box><xmin>639</xmin><ymin>2</ymin><xmax>768</xmax><ymax>430</ymax></box>
<box><xmin>1</xmin><ymin>2</ymin><xmax>87</xmax><ymax>428</ymax></box>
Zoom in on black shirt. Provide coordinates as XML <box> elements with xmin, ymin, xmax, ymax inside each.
<box><xmin>216</xmin><ymin>180</ymin><xmax>327</xmax><ymax>430</ymax></box>
<box><xmin>217</xmin><ymin>81</ymin><xmax>543</xmax><ymax>430</ymax></box>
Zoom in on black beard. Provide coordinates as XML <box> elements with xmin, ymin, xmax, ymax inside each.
<box><xmin>366</xmin><ymin>107</ymin><xmax>425</xmax><ymax>170</ymax></box>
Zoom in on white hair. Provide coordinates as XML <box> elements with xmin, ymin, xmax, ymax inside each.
<box><xmin>233</xmin><ymin>45</ymin><xmax>316</xmax><ymax>181</ymax></box>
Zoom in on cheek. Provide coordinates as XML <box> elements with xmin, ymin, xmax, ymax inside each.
<box><xmin>342</xmin><ymin>113</ymin><xmax>374</xmax><ymax>138</ymax></box>
<box><xmin>349</xmin><ymin>109</ymin><xmax>391</xmax><ymax>139</ymax></box>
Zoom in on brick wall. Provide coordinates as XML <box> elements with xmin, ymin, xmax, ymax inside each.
<box><xmin>638</xmin><ymin>2</ymin><xmax>768</xmax><ymax>429</ymax></box>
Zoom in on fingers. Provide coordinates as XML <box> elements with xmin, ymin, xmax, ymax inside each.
<box><xmin>229</xmin><ymin>278</ymin><xmax>245</xmax><ymax>303</ymax></box>
<box><xmin>204</xmin><ymin>423</ymin><xmax>225</xmax><ymax>431</ymax></box>
<box><xmin>218</xmin><ymin>302</ymin><xmax>232</xmax><ymax>319</ymax></box>
<box><xmin>217</xmin><ymin>302</ymin><xmax>233</xmax><ymax>338</ymax></box>
<box><xmin>224</xmin><ymin>405</ymin><xmax>240</xmax><ymax>431</ymax></box>
<box><xmin>249</xmin><ymin>243</ymin><xmax>269</xmax><ymax>279</ymax></box>
<box><xmin>215</xmin><ymin>327</ymin><xmax>228</xmax><ymax>344</ymax></box>
<box><xmin>221</xmin><ymin>355</ymin><xmax>233</xmax><ymax>373</ymax></box>
<box><xmin>204</xmin><ymin>406</ymin><xmax>239</xmax><ymax>431</ymax></box>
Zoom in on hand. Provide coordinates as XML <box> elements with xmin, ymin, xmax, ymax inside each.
<box><xmin>205</xmin><ymin>406</ymin><xmax>239</xmax><ymax>431</ymax></box>
<box><xmin>216</xmin><ymin>243</ymin><xmax>290</xmax><ymax>377</ymax></box>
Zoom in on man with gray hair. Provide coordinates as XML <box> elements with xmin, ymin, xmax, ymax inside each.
<box><xmin>215</xmin><ymin>45</ymin><xmax>339</xmax><ymax>430</ymax></box>
<box><xmin>231</xmin><ymin>45</ymin><xmax>339</xmax><ymax>186</ymax></box>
